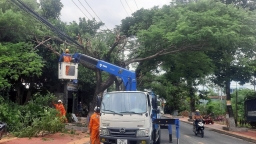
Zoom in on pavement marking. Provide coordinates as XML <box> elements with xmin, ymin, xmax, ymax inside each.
<box><xmin>198</xmin><ymin>142</ymin><xmax>204</xmax><ymax>144</ymax></box>
<box><xmin>184</xmin><ymin>135</ymin><xmax>190</xmax><ymax>138</ymax></box>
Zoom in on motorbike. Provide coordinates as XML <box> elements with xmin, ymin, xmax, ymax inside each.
<box><xmin>0</xmin><ymin>122</ymin><xmax>7</xmax><ymax>140</ymax></box>
<box><xmin>193</xmin><ymin>119</ymin><xmax>204</xmax><ymax>138</ymax></box>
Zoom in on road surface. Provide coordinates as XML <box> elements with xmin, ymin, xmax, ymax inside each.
<box><xmin>160</xmin><ymin>121</ymin><xmax>253</xmax><ymax>144</ymax></box>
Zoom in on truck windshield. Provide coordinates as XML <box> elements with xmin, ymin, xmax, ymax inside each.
<box><xmin>101</xmin><ymin>92</ymin><xmax>147</xmax><ymax>114</ymax></box>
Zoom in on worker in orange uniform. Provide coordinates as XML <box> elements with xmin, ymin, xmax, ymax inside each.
<box><xmin>52</xmin><ymin>100</ymin><xmax>68</xmax><ymax>123</ymax></box>
<box><xmin>89</xmin><ymin>106</ymin><xmax>100</xmax><ymax>144</ymax></box>
<box><xmin>59</xmin><ymin>49</ymin><xmax>72</xmax><ymax>75</ymax></box>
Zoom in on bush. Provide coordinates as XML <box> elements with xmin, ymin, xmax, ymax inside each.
<box><xmin>0</xmin><ymin>92</ymin><xmax>65</xmax><ymax>137</ymax></box>
<box><xmin>0</xmin><ymin>97</ymin><xmax>23</xmax><ymax>132</ymax></box>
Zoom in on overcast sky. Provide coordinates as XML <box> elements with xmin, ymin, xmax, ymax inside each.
<box><xmin>60</xmin><ymin>0</ymin><xmax>171</xmax><ymax>30</ymax></box>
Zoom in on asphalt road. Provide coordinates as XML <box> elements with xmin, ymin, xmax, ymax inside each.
<box><xmin>160</xmin><ymin>121</ymin><xmax>253</xmax><ymax>144</ymax></box>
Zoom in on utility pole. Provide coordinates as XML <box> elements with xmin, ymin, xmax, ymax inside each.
<box><xmin>235</xmin><ymin>82</ymin><xmax>238</xmax><ymax>127</ymax></box>
<box><xmin>254</xmin><ymin>77</ymin><xmax>255</xmax><ymax>91</ymax></box>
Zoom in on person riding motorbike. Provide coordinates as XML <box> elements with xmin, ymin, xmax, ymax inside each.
<box><xmin>193</xmin><ymin>109</ymin><xmax>203</xmax><ymax>130</ymax></box>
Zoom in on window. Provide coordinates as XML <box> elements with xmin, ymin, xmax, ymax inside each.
<box><xmin>101</xmin><ymin>92</ymin><xmax>147</xmax><ymax>113</ymax></box>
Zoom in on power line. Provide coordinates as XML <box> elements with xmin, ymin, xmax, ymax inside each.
<box><xmin>11</xmin><ymin>0</ymin><xmax>84</xmax><ymax>49</ymax></box>
<box><xmin>83</xmin><ymin>0</ymin><xmax>109</xmax><ymax>30</ymax></box>
<box><xmin>71</xmin><ymin>0</ymin><xmax>89</xmax><ymax>19</ymax></box>
<box><xmin>134</xmin><ymin>0</ymin><xmax>139</xmax><ymax>9</ymax></box>
<box><xmin>77</xmin><ymin>0</ymin><xmax>94</xmax><ymax>19</ymax></box>
<box><xmin>120</xmin><ymin>0</ymin><xmax>129</xmax><ymax>16</ymax></box>
<box><xmin>124</xmin><ymin>0</ymin><xmax>133</xmax><ymax>13</ymax></box>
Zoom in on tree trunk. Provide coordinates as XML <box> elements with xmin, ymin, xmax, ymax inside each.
<box><xmin>188</xmin><ymin>79</ymin><xmax>195</xmax><ymax>119</ymax></box>
<box><xmin>225</xmin><ymin>79</ymin><xmax>236</xmax><ymax>128</ymax></box>
<box><xmin>25</xmin><ymin>82</ymin><xmax>33</xmax><ymax>103</ymax></box>
<box><xmin>88</xmin><ymin>69</ymin><xmax>102</xmax><ymax>119</ymax></box>
<box><xmin>25</xmin><ymin>89</ymin><xmax>32</xmax><ymax>103</ymax></box>
<box><xmin>64</xmin><ymin>82</ymin><xmax>68</xmax><ymax>111</ymax></box>
<box><xmin>16</xmin><ymin>83</ymin><xmax>25</xmax><ymax>104</ymax></box>
<box><xmin>16</xmin><ymin>85</ymin><xmax>21</xmax><ymax>104</ymax></box>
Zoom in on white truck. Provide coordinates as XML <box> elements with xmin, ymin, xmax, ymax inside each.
<box><xmin>99</xmin><ymin>91</ymin><xmax>161</xmax><ymax>144</ymax></box>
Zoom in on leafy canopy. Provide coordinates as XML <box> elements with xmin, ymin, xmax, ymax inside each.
<box><xmin>0</xmin><ymin>42</ymin><xmax>44</xmax><ymax>88</ymax></box>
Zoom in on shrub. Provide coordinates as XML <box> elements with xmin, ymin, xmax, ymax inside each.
<box><xmin>0</xmin><ymin>92</ymin><xmax>65</xmax><ymax>137</ymax></box>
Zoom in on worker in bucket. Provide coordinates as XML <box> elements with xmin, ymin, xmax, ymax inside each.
<box><xmin>52</xmin><ymin>100</ymin><xmax>68</xmax><ymax>123</ymax></box>
<box><xmin>59</xmin><ymin>49</ymin><xmax>72</xmax><ymax>75</ymax></box>
<box><xmin>89</xmin><ymin>106</ymin><xmax>100</xmax><ymax>144</ymax></box>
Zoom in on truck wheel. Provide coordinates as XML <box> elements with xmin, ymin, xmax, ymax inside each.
<box><xmin>155</xmin><ymin>130</ymin><xmax>161</xmax><ymax>144</ymax></box>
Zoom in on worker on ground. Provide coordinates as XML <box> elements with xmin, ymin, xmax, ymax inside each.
<box><xmin>193</xmin><ymin>109</ymin><xmax>203</xmax><ymax>130</ymax></box>
<box><xmin>52</xmin><ymin>100</ymin><xmax>68</xmax><ymax>123</ymax></box>
<box><xmin>89</xmin><ymin>106</ymin><xmax>100</xmax><ymax>144</ymax></box>
<box><xmin>59</xmin><ymin>49</ymin><xmax>72</xmax><ymax>75</ymax></box>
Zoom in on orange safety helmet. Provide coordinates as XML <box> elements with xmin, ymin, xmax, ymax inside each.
<box><xmin>65</xmin><ymin>49</ymin><xmax>70</xmax><ymax>53</ymax></box>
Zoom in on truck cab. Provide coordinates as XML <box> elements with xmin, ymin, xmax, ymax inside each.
<box><xmin>99</xmin><ymin>91</ymin><xmax>160</xmax><ymax>144</ymax></box>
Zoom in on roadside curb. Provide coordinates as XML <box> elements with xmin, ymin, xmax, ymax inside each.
<box><xmin>0</xmin><ymin>137</ymin><xmax>17</xmax><ymax>143</ymax></box>
<box><xmin>209</xmin><ymin>129</ymin><xmax>256</xmax><ymax>143</ymax></box>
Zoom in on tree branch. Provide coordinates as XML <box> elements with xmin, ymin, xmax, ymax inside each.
<box><xmin>124</xmin><ymin>42</ymin><xmax>208</xmax><ymax>65</ymax></box>
<box><xmin>34</xmin><ymin>37</ymin><xmax>52</xmax><ymax>49</ymax></box>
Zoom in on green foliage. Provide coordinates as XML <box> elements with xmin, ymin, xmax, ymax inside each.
<box><xmin>0</xmin><ymin>42</ymin><xmax>44</xmax><ymax>89</ymax></box>
<box><xmin>205</xmin><ymin>100</ymin><xmax>226</xmax><ymax>116</ymax></box>
<box><xmin>122</xmin><ymin>0</ymin><xmax>256</xmax><ymax>115</ymax></box>
<box><xmin>0</xmin><ymin>93</ymin><xmax>64</xmax><ymax>137</ymax></box>
<box><xmin>0</xmin><ymin>97</ymin><xmax>23</xmax><ymax>132</ymax></box>
<box><xmin>0</xmin><ymin>5</ymin><xmax>46</xmax><ymax>42</ymax></box>
<box><xmin>139</xmin><ymin>72</ymin><xmax>190</xmax><ymax>112</ymax></box>
<box><xmin>39</xmin><ymin>0</ymin><xmax>63</xmax><ymax>19</ymax></box>
<box><xmin>66</xmin><ymin>18</ymin><xmax>104</xmax><ymax>38</ymax></box>
<box><xmin>231</xmin><ymin>89</ymin><xmax>255</xmax><ymax>119</ymax></box>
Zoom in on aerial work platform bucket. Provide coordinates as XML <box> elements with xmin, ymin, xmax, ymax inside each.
<box><xmin>58</xmin><ymin>62</ymin><xmax>78</xmax><ymax>80</ymax></box>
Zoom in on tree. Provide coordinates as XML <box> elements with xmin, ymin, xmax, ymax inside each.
<box><xmin>0</xmin><ymin>0</ymin><xmax>61</xmax><ymax>103</ymax></box>
<box><xmin>39</xmin><ymin>0</ymin><xmax>63</xmax><ymax>20</ymax></box>
<box><xmin>163</xmin><ymin>52</ymin><xmax>214</xmax><ymax>113</ymax></box>
<box><xmin>0</xmin><ymin>42</ymin><xmax>44</xmax><ymax>103</ymax></box>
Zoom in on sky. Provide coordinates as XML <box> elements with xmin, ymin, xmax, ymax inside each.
<box><xmin>60</xmin><ymin>0</ymin><xmax>171</xmax><ymax>29</ymax></box>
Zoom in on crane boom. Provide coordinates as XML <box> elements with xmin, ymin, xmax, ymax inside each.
<box><xmin>72</xmin><ymin>53</ymin><xmax>137</xmax><ymax>91</ymax></box>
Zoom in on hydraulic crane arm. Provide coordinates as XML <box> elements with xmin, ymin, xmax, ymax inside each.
<box><xmin>72</xmin><ymin>53</ymin><xmax>137</xmax><ymax>91</ymax></box>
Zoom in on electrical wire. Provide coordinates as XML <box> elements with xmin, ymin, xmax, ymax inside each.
<box><xmin>83</xmin><ymin>0</ymin><xmax>109</xmax><ymax>30</ymax></box>
<box><xmin>134</xmin><ymin>0</ymin><xmax>139</xmax><ymax>9</ymax></box>
<box><xmin>77</xmin><ymin>0</ymin><xmax>94</xmax><ymax>19</ymax></box>
<box><xmin>11</xmin><ymin>0</ymin><xmax>84</xmax><ymax>49</ymax></box>
<box><xmin>124</xmin><ymin>0</ymin><xmax>133</xmax><ymax>13</ymax></box>
<box><xmin>120</xmin><ymin>0</ymin><xmax>129</xmax><ymax>16</ymax></box>
<box><xmin>71</xmin><ymin>0</ymin><xmax>89</xmax><ymax>19</ymax></box>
